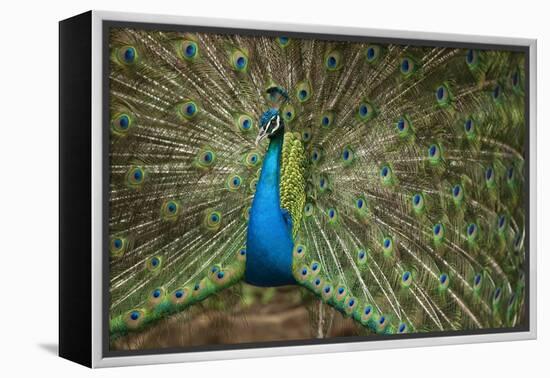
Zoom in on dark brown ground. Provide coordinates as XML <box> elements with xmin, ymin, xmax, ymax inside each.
<box><xmin>112</xmin><ymin>284</ymin><xmax>366</xmax><ymax>351</ymax></box>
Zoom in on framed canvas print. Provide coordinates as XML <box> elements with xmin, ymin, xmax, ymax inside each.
<box><xmin>59</xmin><ymin>10</ymin><xmax>537</xmax><ymax>368</ymax></box>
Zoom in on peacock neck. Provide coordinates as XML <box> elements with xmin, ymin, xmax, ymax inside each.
<box><xmin>258</xmin><ymin>131</ymin><xmax>284</xmax><ymax>195</ymax></box>
<box><xmin>244</xmin><ymin>131</ymin><xmax>295</xmax><ymax>287</ymax></box>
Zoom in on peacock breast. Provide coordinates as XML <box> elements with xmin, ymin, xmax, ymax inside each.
<box><xmin>244</xmin><ymin>132</ymin><xmax>295</xmax><ymax>287</ymax></box>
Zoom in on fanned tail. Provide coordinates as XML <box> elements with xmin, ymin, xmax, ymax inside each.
<box><xmin>288</xmin><ymin>42</ymin><xmax>526</xmax><ymax>334</ymax></box>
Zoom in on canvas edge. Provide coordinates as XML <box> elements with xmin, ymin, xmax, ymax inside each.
<box><xmin>90</xmin><ymin>10</ymin><xmax>537</xmax><ymax>368</ymax></box>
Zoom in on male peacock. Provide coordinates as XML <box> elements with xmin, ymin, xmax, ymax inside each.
<box><xmin>108</xmin><ymin>28</ymin><xmax>526</xmax><ymax>342</ymax></box>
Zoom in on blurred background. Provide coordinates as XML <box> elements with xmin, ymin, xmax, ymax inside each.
<box><xmin>113</xmin><ymin>285</ymin><xmax>365</xmax><ymax>350</ymax></box>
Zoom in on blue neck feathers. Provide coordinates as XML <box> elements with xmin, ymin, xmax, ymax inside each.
<box><xmin>245</xmin><ymin>131</ymin><xmax>296</xmax><ymax>287</ymax></box>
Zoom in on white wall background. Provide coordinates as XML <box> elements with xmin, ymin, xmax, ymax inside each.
<box><xmin>0</xmin><ymin>0</ymin><xmax>546</xmax><ymax>376</ymax></box>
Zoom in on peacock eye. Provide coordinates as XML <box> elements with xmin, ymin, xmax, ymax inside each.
<box><xmin>180</xmin><ymin>40</ymin><xmax>198</xmax><ymax>60</ymax></box>
<box><xmin>400</xmin><ymin>56</ymin><xmax>417</xmax><ymax>77</ymax></box>
<box><xmin>327</xmin><ymin>208</ymin><xmax>337</xmax><ymax>222</ymax></box>
<box><xmin>466</xmin><ymin>222</ymin><xmax>479</xmax><ymax>242</ymax></box>
<box><xmin>204</xmin><ymin>210</ymin><xmax>222</xmax><ymax>230</ymax></box>
<box><xmin>465</xmin><ymin>49</ymin><xmax>479</xmax><ymax>67</ymax></box>
<box><xmin>357</xmin><ymin>101</ymin><xmax>376</xmax><ymax>121</ymax></box>
<box><xmin>402</xmin><ymin>271</ymin><xmax>412</xmax><ymax>287</ymax></box>
<box><xmin>116</xmin><ymin>45</ymin><xmax>138</xmax><ymax>65</ymax></box>
<box><xmin>473</xmin><ymin>273</ymin><xmax>483</xmax><ymax>290</ymax></box>
<box><xmin>396</xmin><ymin>116</ymin><xmax>411</xmax><ymax>137</ymax></box>
<box><xmin>433</xmin><ymin>223</ymin><xmax>444</xmax><ymax>237</ymax></box>
<box><xmin>126</xmin><ymin>166</ymin><xmax>145</xmax><ymax>188</ymax></box>
<box><xmin>427</xmin><ymin>143</ymin><xmax>442</xmax><ymax>164</ymax></box>
<box><xmin>365</xmin><ymin>45</ymin><xmax>381</xmax><ymax>63</ymax></box>
<box><xmin>464</xmin><ymin>118</ymin><xmax>476</xmax><ymax>139</ymax></box>
<box><xmin>124</xmin><ymin>47</ymin><xmax>136</xmax><ymax>62</ymax></box>
<box><xmin>485</xmin><ymin>166</ymin><xmax>496</xmax><ymax>187</ymax></box>
<box><xmin>320</xmin><ymin>112</ymin><xmax>334</xmax><ymax>128</ymax></box>
<box><xmin>179</xmin><ymin>100</ymin><xmax>199</xmax><ymax>120</ymax></box>
<box><xmin>230</xmin><ymin>48</ymin><xmax>248</xmax><ymax>72</ymax></box>
<box><xmin>311</xmin><ymin>147</ymin><xmax>322</xmax><ymax>163</ymax></box>
<box><xmin>318</xmin><ymin>175</ymin><xmax>329</xmax><ymax>192</ymax></box>
<box><xmin>302</xmin><ymin>128</ymin><xmax>312</xmax><ymax>142</ymax></box>
<box><xmin>245</xmin><ymin>152</ymin><xmax>261</xmax><ymax>167</ymax></box>
<box><xmin>186</xmin><ymin>103</ymin><xmax>196</xmax><ymax>116</ymax></box>
<box><xmin>433</xmin><ymin>223</ymin><xmax>445</xmax><ymax>244</ymax></box>
<box><xmin>452</xmin><ymin>184</ymin><xmax>464</xmax><ymax>204</ymax></box>
<box><xmin>295</xmin><ymin>81</ymin><xmax>312</xmax><ymax>102</ymax></box>
<box><xmin>435</xmin><ymin>84</ymin><xmax>451</xmax><ymax>106</ymax></box>
<box><xmin>380</xmin><ymin>165</ymin><xmax>393</xmax><ymax>185</ymax></box>
<box><xmin>382</xmin><ymin>236</ymin><xmax>393</xmax><ymax>256</ymax></box>
<box><xmin>111</xmin><ymin>112</ymin><xmax>134</xmax><ymax>134</ymax></box>
<box><xmin>113</xmin><ymin>238</ymin><xmax>122</xmax><ymax>249</ymax></box>
<box><xmin>337</xmin><ymin>286</ymin><xmax>346</xmax><ymax>296</ymax></box>
<box><xmin>146</xmin><ymin>256</ymin><xmax>162</xmax><ymax>272</ymax></box>
<box><xmin>161</xmin><ymin>199</ymin><xmax>181</xmax><ymax>220</ymax></box>
<box><xmin>377</xmin><ymin>315</ymin><xmax>388</xmax><ymax>331</ymax></box>
<box><xmin>293</xmin><ymin>244</ymin><xmax>307</xmax><ymax>259</ymax></box>
<box><xmin>304</xmin><ymin>203</ymin><xmax>314</xmax><ymax>217</ymax></box>
<box><xmin>277</xmin><ymin>36</ymin><xmax>290</xmax><ymax>48</ymax></box>
<box><xmin>226</xmin><ymin>174</ymin><xmax>242</xmax><ymax>191</ymax></box>
<box><xmin>341</xmin><ymin>146</ymin><xmax>354</xmax><ymax>164</ymax></box>
<box><xmin>110</xmin><ymin>236</ymin><xmax>128</xmax><ymax>257</ymax></box>
<box><xmin>236</xmin><ymin>114</ymin><xmax>253</xmax><ymax>132</ymax></box>
<box><xmin>356</xmin><ymin>197</ymin><xmax>365</xmax><ymax>210</ymax></box>
<box><xmin>357</xmin><ymin>249</ymin><xmax>367</xmax><ymax>264</ymax></box>
<box><xmin>282</xmin><ymin>104</ymin><xmax>295</xmax><ymax>122</ymax></box>
<box><xmin>439</xmin><ymin>273</ymin><xmax>450</xmax><ymax>290</ymax></box>
<box><xmin>412</xmin><ymin>193</ymin><xmax>425</xmax><ymax>213</ymax></box>
<box><xmin>398</xmin><ymin>323</ymin><xmax>408</xmax><ymax>334</ymax></box>
<box><xmin>203</xmin><ymin>151</ymin><xmax>213</xmax><ymax>163</ymax></box>
<box><xmin>118</xmin><ymin>114</ymin><xmax>129</xmax><ymax>129</ymax></box>
<box><xmin>325</xmin><ymin>50</ymin><xmax>342</xmax><ymax>71</ymax></box>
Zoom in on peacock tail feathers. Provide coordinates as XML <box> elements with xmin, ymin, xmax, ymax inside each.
<box><xmin>108</xmin><ymin>27</ymin><xmax>526</xmax><ymax>341</ymax></box>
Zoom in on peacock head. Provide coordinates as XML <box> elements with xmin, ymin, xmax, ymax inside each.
<box><xmin>256</xmin><ymin>107</ymin><xmax>285</xmax><ymax>145</ymax></box>
<box><xmin>256</xmin><ymin>86</ymin><xmax>288</xmax><ymax>145</ymax></box>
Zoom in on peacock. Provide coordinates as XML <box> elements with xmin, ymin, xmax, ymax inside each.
<box><xmin>108</xmin><ymin>27</ymin><xmax>526</xmax><ymax>344</ymax></box>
